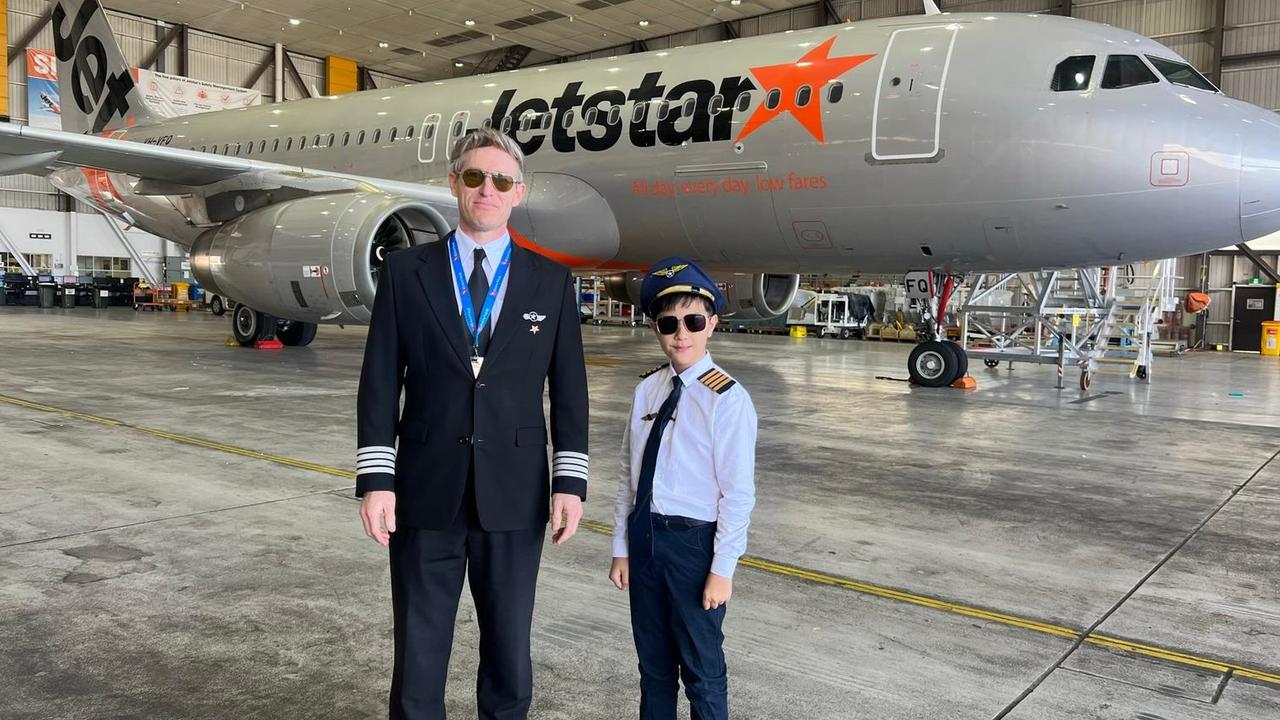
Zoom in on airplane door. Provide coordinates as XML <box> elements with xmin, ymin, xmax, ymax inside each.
<box><xmin>872</xmin><ymin>25</ymin><xmax>958</xmax><ymax>161</ymax></box>
<box><xmin>445</xmin><ymin>111</ymin><xmax>470</xmax><ymax>162</ymax></box>
<box><xmin>674</xmin><ymin>163</ymin><xmax>786</xmax><ymax>265</ymax></box>
<box><xmin>417</xmin><ymin>113</ymin><xmax>441</xmax><ymax>163</ymax></box>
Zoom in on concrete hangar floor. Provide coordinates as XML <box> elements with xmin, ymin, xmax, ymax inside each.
<box><xmin>0</xmin><ymin>307</ymin><xmax>1277</xmax><ymax>720</ymax></box>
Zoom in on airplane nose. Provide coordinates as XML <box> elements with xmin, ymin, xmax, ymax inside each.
<box><xmin>1240</xmin><ymin>121</ymin><xmax>1280</xmax><ymax>241</ymax></box>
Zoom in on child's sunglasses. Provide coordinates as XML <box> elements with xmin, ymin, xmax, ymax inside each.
<box><xmin>655</xmin><ymin>313</ymin><xmax>708</xmax><ymax>335</ymax></box>
<box><xmin>459</xmin><ymin>168</ymin><xmax>520</xmax><ymax>192</ymax></box>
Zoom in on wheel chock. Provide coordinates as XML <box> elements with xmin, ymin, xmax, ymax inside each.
<box><xmin>951</xmin><ymin>375</ymin><xmax>977</xmax><ymax>389</ymax></box>
<box><xmin>254</xmin><ymin>339</ymin><xmax>284</xmax><ymax>349</ymax></box>
<box><xmin>225</xmin><ymin>337</ymin><xmax>240</xmax><ymax>347</ymax></box>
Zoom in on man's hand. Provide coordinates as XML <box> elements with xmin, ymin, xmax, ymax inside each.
<box><xmin>703</xmin><ymin>573</ymin><xmax>732</xmax><ymax>610</ymax></box>
<box><xmin>609</xmin><ymin>557</ymin><xmax>629</xmax><ymax>590</ymax></box>
<box><xmin>550</xmin><ymin>493</ymin><xmax>583</xmax><ymax>545</ymax></box>
<box><xmin>359</xmin><ymin>491</ymin><xmax>397</xmax><ymax>547</ymax></box>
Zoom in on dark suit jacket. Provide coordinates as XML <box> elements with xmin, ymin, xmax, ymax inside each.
<box><xmin>355</xmin><ymin>233</ymin><xmax>589</xmax><ymax>531</ymax></box>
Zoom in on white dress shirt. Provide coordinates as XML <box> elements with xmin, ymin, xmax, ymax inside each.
<box><xmin>448</xmin><ymin>227</ymin><xmax>511</xmax><ymax>333</ymax></box>
<box><xmin>613</xmin><ymin>352</ymin><xmax>758</xmax><ymax>578</ymax></box>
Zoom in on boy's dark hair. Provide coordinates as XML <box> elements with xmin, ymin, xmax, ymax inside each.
<box><xmin>650</xmin><ymin>292</ymin><xmax>716</xmax><ymax>319</ymax></box>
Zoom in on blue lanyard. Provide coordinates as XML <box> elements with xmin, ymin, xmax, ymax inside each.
<box><xmin>449</xmin><ymin>236</ymin><xmax>512</xmax><ymax>355</ymax></box>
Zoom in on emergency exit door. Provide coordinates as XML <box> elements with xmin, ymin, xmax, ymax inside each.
<box><xmin>872</xmin><ymin>25</ymin><xmax>958</xmax><ymax>161</ymax></box>
<box><xmin>1230</xmin><ymin>284</ymin><xmax>1278</xmax><ymax>351</ymax></box>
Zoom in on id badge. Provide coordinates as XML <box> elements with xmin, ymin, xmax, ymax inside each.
<box><xmin>471</xmin><ymin>355</ymin><xmax>484</xmax><ymax>378</ymax></box>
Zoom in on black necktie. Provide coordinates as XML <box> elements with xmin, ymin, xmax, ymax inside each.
<box><xmin>467</xmin><ymin>247</ymin><xmax>491</xmax><ymax>355</ymax></box>
<box><xmin>628</xmin><ymin>376</ymin><xmax>684</xmax><ymax>568</ymax></box>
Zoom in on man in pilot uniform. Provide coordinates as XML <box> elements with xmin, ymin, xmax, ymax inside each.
<box><xmin>355</xmin><ymin>127</ymin><xmax>589</xmax><ymax>720</ymax></box>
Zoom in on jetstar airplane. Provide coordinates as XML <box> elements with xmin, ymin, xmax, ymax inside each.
<box><xmin>1</xmin><ymin>0</ymin><xmax>1278</xmax><ymax>385</ymax></box>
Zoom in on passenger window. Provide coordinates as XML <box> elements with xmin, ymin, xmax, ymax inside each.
<box><xmin>313</xmin><ymin>134</ymin><xmax>322</xmax><ymax>147</ymax></box>
<box><xmin>827</xmin><ymin>81</ymin><xmax>844</xmax><ymax>104</ymax></box>
<box><xmin>656</xmin><ymin>100</ymin><xmax>670</xmax><ymax>121</ymax></box>
<box><xmin>373</xmin><ymin>129</ymin><xmax>382</xmax><ymax>144</ymax></box>
<box><xmin>481</xmin><ymin>118</ymin><xmax>492</xmax><ymax>129</ymax></box>
<box><xmin>735</xmin><ymin>92</ymin><xmax>751</xmax><ymax>112</ymax></box>
<box><xmin>632</xmin><ymin>103</ymin><xmax>647</xmax><ymax>124</ymax></box>
<box><xmin>423</xmin><ymin>125</ymin><xmax>433</xmax><ymax>141</ymax></box>
<box><xmin>285</xmin><ymin>137</ymin><xmax>293</xmax><ymax>151</ymax></box>
<box><xmin>235</xmin><ymin>143</ymin><xmax>242</xmax><ymax>155</ymax></box>
<box><xmin>708</xmin><ymin>95</ymin><xmax>724</xmax><ymax>115</ymax></box>
<box><xmin>454</xmin><ymin>119</ymin><xmax>466</xmax><ymax>136</ymax></box>
<box><xmin>1101</xmin><ymin>55</ymin><xmax>1158</xmax><ymax>89</ymax></box>
<box><xmin>199</xmin><ymin>145</ymin><xmax>206</xmax><ymax>153</ymax></box>
<box><xmin>539</xmin><ymin>113</ymin><xmax>551</xmax><ymax>131</ymax></box>
<box><xmin>327</xmin><ymin>133</ymin><xmax>335</xmax><ymax>147</ymax></box>
<box><xmin>357</xmin><ymin>130</ymin><xmax>366</xmax><ymax>145</ymax></box>
<box><xmin>246</xmin><ymin>142</ymin><xmax>254</xmax><ymax>155</ymax></box>
<box><xmin>1146</xmin><ymin>55</ymin><xmax>1218</xmax><ymax>92</ymax></box>
<box><xmin>765</xmin><ymin>89</ymin><xmax>781</xmax><ymax>110</ymax></box>
<box><xmin>1051</xmin><ymin>55</ymin><xmax>1095</xmax><ymax>91</ymax></box>
<box><xmin>272</xmin><ymin>139</ymin><xmax>279</xmax><ymax>152</ymax></box>
<box><xmin>519</xmin><ymin>113</ymin><xmax>533</xmax><ymax>132</ymax></box>
<box><xmin>796</xmin><ymin>85</ymin><xmax>811</xmax><ymax>107</ymax></box>
<box><xmin>607</xmin><ymin>105</ymin><xmax>621</xmax><ymax>125</ymax></box>
<box><xmin>388</xmin><ymin>128</ymin><xmax>397</xmax><ymax>142</ymax></box>
<box><xmin>258</xmin><ymin>140</ymin><xmax>266</xmax><ymax>153</ymax></box>
<box><xmin>406</xmin><ymin>125</ymin><xmax>415</xmax><ymax>139</ymax></box>
<box><xmin>342</xmin><ymin>131</ymin><xmax>350</xmax><ymax>146</ymax></box>
<box><xmin>299</xmin><ymin>136</ymin><xmax>307</xmax><ymax>149</ymax></box>
<box><xmin>584</xmin><ymin>107</ymin><xmax>598</xmax><ymax>125</ymax></box>
<box><xmin>681</xmin><ymin>97</ymin><xmax>695</xmax><ymax>116</ymax></box>
<box><xmin>561</xmin><ymin>109</ymin><xmax>575</xmax><ymax>129</ymax></box>
<box><xmin>500</xmin><ymin>116</ymin><xmax>512</xmax><ymax>133</ymax></box>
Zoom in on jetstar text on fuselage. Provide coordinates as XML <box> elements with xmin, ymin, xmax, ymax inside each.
<box><xmin>487</xmin><ymin>70</ymin><xmax>758</xmax><ymax>156</ymax></box>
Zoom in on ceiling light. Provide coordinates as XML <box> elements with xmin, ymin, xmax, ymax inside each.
<box><xmin>464</xmin><ymin>19</ymin><xmax>476</xmax><ymax>26</ymax></box>
<box><xmin>731</xmin><ymin>0</ymin><xmax>742</xmax><ymax>5</ymax></box>
<box><xmin>455</xmin><ymin>61</ymin><xmax>464</xmax><ymax>67</ymax></box>
<box><xmin>378</xmin><ymin>41</ymin><xmax>389</xmax><ymax>48</ymax></box>
<box><xmin>639</xmin><ymin>20</ymin><xmax>649</xmax><ymax>27</ymax></box>
<box><xmin>288</xmin><ymin>18</ymin><xmax>301</xmax><ymax>26</ymax></box>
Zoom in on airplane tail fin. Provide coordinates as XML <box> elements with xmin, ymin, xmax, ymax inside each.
<box><xmin>51</xmin><ymin>0</ymin><xmax>161</xmax><ymax>134</ymax></box>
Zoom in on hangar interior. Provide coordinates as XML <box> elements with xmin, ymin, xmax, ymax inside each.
<box><xmin>1</xmin><ymin>1</ymin><xmax>1279</xmax><ymax>720</ymax></box>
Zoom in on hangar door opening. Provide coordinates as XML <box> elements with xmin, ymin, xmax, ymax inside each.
<box><xmin>871</xmin><ymin>25</ymin><xmax>958</xmax><ymax>161</ymax></box>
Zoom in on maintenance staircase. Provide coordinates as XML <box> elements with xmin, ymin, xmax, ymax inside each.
<box><xmin>959</xmin><ymin>259</ymin><xmax>1176</xmax><ymax>389</ymax></box>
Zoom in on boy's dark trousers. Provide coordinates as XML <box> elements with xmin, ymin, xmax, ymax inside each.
<box><xmin>628</xmin><ymin>515</ymin><xmax>728</xmax><ymax>720</ymax></box>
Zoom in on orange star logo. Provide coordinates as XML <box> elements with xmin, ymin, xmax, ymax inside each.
<box><xmin>737</xmin><ymin>36</ymin><xmax>876</xmax><ymax>144</ymax></box>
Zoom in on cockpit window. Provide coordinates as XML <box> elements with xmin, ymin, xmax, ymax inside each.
<box><xmin>1051</xmin><ymin>55</ymin><xmax>1094</xmax><ymax>92</ymax></box>
<box><xmin>1145</xmin><ymin>55</ymin><xmax>1218</xmax><ymax>92</ymax></box>
<box><xmin>1101</xmin><ymin>55</ymin><xmax>1158</xmax><ymax>89</ymax></box>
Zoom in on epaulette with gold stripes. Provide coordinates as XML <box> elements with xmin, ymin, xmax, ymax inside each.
<box><xmin>698</xmin><ymin>367</ymin><xmax>736</xmax><ymax>394</ymax></box>
<box><xmin>639</xmin><ymin>362</ymin><xmax>670</xmax><ymax>379</ymax></box>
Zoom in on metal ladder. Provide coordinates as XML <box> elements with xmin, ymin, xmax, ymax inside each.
<box><xmin>1087</xmin><ymin>259</ymin><xmax>1176</xmax><ymax>382</ymax></box>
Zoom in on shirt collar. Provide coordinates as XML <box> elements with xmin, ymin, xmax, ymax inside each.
<box><xmin>454</xmin><ymin>227</ymin><xmax>511</xmax><ymax>262</ymax></box>
<box><xmin>670</xmin><ymin>352</ymin><xmax>715</xmax><ymax>387</ymax></box>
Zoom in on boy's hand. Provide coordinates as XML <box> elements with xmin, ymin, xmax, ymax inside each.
<box><xmin>703</xmin><ymin>573</ymin><xmax>732</xmax><ymax>610</ymax></box>
<box><xmin>609</xmin><ymin>557</ymin><xmax>630</xmax><ymax>590</ymax></box>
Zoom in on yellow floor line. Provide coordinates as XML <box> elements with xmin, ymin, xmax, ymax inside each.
<box><xmin>4</xmin><ymin>392</ymin><xmax>1277</xmax><ymax>688</ymax></box>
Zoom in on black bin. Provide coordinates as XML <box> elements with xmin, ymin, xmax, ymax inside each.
<box><xmin>37</xmin><ymin>280</ymin><xmax>57</xmax><ymax>308</ymax></box>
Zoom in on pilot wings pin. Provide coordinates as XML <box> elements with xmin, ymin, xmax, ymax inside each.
<box><xmin>524</xmin><ymin>310</ymin><xmax>546</xmax><ymax>334</ymax></box>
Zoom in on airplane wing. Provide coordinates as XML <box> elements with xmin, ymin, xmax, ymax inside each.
<box><xmin>0</xmin><ymin>122</ymin><xmax>456</xmax><ymax>208</ymax></box>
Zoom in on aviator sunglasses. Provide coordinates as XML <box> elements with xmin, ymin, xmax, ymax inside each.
<box><xmin>459</xmin><ymin>168</ymin><xmax>521</xmax><ymax>192</ymax></box>
<box><xmin>655</xmin><ymin>313</ymin><xmax>708</xmax><ymax>335</ymax></box>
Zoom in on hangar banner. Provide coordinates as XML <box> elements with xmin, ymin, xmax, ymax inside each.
<box><xmin>25</xmin><ymin>48</ymin><xmax>261</xmax><ymax>129</ymax></box>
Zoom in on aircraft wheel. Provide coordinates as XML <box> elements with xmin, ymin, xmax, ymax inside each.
<box><xmin>232</xmin><ymin>304</ymin><xmax>269</xmax><ymax>347</ymax></box>
<box><xmin>908</xmin><ymin>340</ymin><xmax>962</xmax><ymax>388</ymax></box>
<box><xmin>949</xmin><ymin>341</ymin><xmax>968</xmax><ymax>379</ymax></box>
<box><xmin>277</xmin><ymin>319</ymin><xmax>318</xmax><ymax>347</ymax></box>
<box><xmin>984</xmin><ymin>359</ymin><xmax>1000</xmax><ymax>369</ymax></box>
<box><xmin>209</xmin><ymin>295</ymin><xmax>226</xmax><ymax>316</ymax></box>
<box><xmin>1079</xmin><ymin>370</ymin><xmax>1092</xmax><ymax>392</ymax></box>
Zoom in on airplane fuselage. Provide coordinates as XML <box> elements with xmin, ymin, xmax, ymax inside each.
<box><xmin>50</xmin><ymin>12</ymin><xmax>1280</xmax><ymax>274</ymax></box>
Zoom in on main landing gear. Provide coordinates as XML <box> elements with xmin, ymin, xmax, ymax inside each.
<box><xmin>905</xmin><ymin>272</ymin><xmax>970</xmax><ymax>388</ymax></box>
<box><xmin>231</xmin><ymin>304</ymin><xmax>317</xmax><ymax>347</ymax></box>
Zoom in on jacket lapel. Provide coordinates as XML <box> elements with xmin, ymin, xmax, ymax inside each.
<box><xmin>416</xmin><ymin>233</ymin><xmax>473</xmax><ymax>370</ymax></box>
<box><xmin>482</xmin><ymin>243</ymin><xmax>541</xmax><ymax>369</ymax></box>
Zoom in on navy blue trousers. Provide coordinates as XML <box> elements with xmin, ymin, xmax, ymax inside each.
<box><xmin>628</xmin><ymin>517</ymin><xmax>728</xmax><ymax>720</ymax></box>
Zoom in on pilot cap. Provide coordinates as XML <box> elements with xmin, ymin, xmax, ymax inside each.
<box><xmin>639</xmin><ymin>257</ymin><xmax>725</xmax><ymax>318</ymax></box>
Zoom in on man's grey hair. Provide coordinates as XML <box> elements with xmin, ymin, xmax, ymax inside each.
<box><xmin>449</xmin><ymin>127</ymin><xmax>526</xmax><ymax>180</ymax></box>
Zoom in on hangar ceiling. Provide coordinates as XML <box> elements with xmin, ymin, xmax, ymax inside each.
<box><xmin>104</xmin><ymin>0</ymin><xmax>821</xmax><ymax>82</ymax></box>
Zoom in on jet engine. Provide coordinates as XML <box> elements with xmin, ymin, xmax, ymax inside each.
<box><xmin>189</xmin><ymin>193</ymin><xmax>451</xmax><ymax>324</ymax></box>
<box><xmin>598</xmin><ymin>271</ymin><xmax>800</xmax><ymax>321</ymax></box>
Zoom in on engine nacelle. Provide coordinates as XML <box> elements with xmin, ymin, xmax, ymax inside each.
<box><xmin>190</xmin><ymin>193</ymin><xmax>451</xmax><ymax>324</ymax></box>
<box><xmin>598</xmin><ymin>270</ymin><xmax>800</xmax><ymax>321</ymax></box>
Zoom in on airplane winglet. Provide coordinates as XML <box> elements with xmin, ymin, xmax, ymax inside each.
<box><xmin>923</xmin><ymin>0</ymin><xmax>941</xmax><ymax>15</ymax></box>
